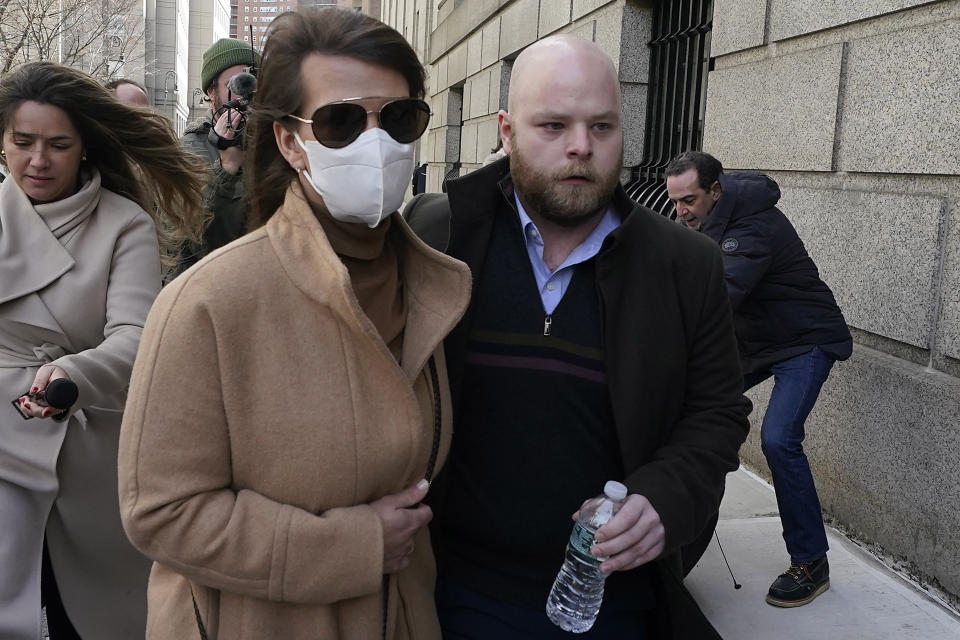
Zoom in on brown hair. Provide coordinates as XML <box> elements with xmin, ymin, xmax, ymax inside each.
<box><xmin>244</xmin><ymin>7</ymin><xmax>426</xmax><ymax>228</ymax></box>
<box><xmin>0</xmin><ymin>61</ymin><xmax>208</xmax><ymax>275</ymax></box>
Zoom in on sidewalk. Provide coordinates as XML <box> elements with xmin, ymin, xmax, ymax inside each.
<box><xmin>686</xmin><ymin>467</ymin><xmax>960</xmax><ymax>639</ymax></box>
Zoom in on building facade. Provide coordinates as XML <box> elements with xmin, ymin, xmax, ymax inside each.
<box><xmin>189</xmin><ymin>0</ymin><xmax>233</xmax><ymax>122</ymax></box>
<box><xmin>145</xmin><ymin>0</ymin><xmax>191</xmax><ymax>134</ymax></box>
<box><xmin>382</xmin><ymin>0</ymin><xmax>960</xmax><ymax>607</ymax></box>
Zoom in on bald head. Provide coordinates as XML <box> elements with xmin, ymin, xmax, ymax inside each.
<box><xmin>507</xmin><ymin>36</ymin><xmax>620</xmax><ymax>115</ymax></box>
<box><xmin>113</xmin><ymin>80</ymin><xmax>150</xmax><ymax>107</ymax></box>
<box><xmin>497</xmin><ymin>35</ymin><xmax>624</xmax><ymax>231</ymax></box>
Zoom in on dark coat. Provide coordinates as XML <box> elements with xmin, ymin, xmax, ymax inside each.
<box><xmin>702</xmin><ymin>172</ymin><xmax>852</xmax><ymax>375</ymax></box>
<box><xmin>404</xmin><ymin>158</ymin><xmax>751</xmax><ymax>639</ymax></box>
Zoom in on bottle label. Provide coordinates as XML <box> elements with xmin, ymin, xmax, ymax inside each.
<box><xmin>568</xmin><ymin>521</ymin><xmax>599</xmax><ymax>563</ymax></box>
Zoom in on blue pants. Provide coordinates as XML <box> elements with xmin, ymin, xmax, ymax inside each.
<box><xmin>437</xmin><ymin>578</ymin><xmax>653</xmax><ymax>640</ymax></box>
<box><xmin>744</xmin><ymin>347</ymin><xmax>834</xmax><ymax>564</ymax></box>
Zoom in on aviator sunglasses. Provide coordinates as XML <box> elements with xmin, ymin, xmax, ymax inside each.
<box><xmin>288</xmin><ymin>96</ymin><xmax>431</xmax><ymax>149</ymax></box>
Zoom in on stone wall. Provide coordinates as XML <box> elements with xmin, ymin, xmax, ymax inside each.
<box><xmin>705</xmin><ymin>0</ymin><xmax>960</xmax><ymax>600</ymax></box>
<box><xmin>384</xmin><ymin>0</ymin><xmax>654</xmax><ymax>192</ymax></box>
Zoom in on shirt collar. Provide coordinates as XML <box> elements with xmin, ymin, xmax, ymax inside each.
<box><xmin>514</xmin><ymin>191</ymin><xmax>620</xmax><ymax>254</ymax></box>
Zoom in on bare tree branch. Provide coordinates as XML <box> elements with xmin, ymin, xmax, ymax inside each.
<box><xmin>0</xmin><ymin>0</ymin><xmax>144</xmax><ymax>80</ymax></box>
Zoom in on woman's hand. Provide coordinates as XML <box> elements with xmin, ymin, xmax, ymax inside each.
<box><xmin>369</xmin><ymin>479</ymin><xmax>432</xmax><ymax>574</ymax></box>
<box><xmin>15</xmin><ymin>365</ymin><xmax>70</xmax><ymax>419</ymax></box>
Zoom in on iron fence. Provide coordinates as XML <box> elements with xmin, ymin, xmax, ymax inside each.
<box><xmin>625</xmin><ymin>0</ymin><xmax>713</xmax><ymax>218</ymax></box>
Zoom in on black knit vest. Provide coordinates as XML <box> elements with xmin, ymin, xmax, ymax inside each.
<box><xmin>435</xmin><ymin>205</ymin><xmax>655</xmax><ymax>611</ymax></box>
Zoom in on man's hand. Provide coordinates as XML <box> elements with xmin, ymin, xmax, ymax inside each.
<box><xmin>213</xmin><ymin>107</ymin><xmax>244</xmax><ymax>175</ymax></box>
<box><xmin>574</xmin><ymin>494</ymin><xmax>665</xmax><ymax>574</ymax></box>
<box><xmin>369</xmin><ymin>479</ymin><xmax>432</xmax><ymax>574</ymax></box>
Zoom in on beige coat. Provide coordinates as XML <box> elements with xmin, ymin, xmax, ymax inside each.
<box><xmin>119</xmin><ymin>183</ymin><xmax>471</xmax><ymax>640</ymax></box>
<box><xmin>0</xmin><ymin>171</ymin><xmax>158</xmax><ymax>639</ymax></box>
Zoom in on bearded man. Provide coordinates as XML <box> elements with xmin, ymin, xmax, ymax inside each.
<box><xmin>177</xmin><ymin>38</ymin><xmax>259</xmax><ymax>274</ymax></box>
<box><xmin>404</xmin><ymin>35</ymin><xmax>749</xmax><ymax>639</ymax></box>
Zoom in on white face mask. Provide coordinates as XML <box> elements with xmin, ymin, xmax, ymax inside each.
<box><xmin>294</xmin><ymin>128</ymin><xmax>415</xmax><ymax>228</ymax></box>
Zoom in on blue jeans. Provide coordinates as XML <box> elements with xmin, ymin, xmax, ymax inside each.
<box><xmin>744</xmin><ymin>347</ymin><xmax>834</xmax><ymax>564</ymax></box>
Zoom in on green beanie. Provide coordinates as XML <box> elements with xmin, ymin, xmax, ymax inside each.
<box><xmin>202</xmin><ymin>38</ymin><xmax>260</xmax><ymax>92</ymax></box>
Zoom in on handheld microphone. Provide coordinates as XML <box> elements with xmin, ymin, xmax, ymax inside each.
<box><xmin>43</xmin><ymin>378</ymin><xmax>79</xmax><ymax>410</ymax></box>
<box><xmin>11</xmin><ymin>378</ymin><xmax>78</xmax><ymax>420</ymax></box>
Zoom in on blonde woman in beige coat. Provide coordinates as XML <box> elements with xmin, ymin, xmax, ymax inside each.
<box><xmin>0</xmin><ymin>62</ymin><xmax>206</xmax><ymax>639</ymax></box>
<box><xmin>119</xmin><ymin>8</ymin><xmax>471</xmax><ymax>640</ymax></box>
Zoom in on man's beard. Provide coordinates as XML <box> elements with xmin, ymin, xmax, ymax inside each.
<box><xmin>509</xmin><ymin>136</ymin><xmax>622</xmax><ymax>228</ymax></box>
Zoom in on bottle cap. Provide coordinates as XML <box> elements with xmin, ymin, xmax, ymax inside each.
<box><xmin>603</xmin><ymin>480</ymin><xmax>628</xmax><ymax>502</ymax></box>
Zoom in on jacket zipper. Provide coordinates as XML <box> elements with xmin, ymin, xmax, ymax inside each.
<box><xmin>543</xmin><ymin>314</ymin><xmax>552</xmax><ymax>336</ymax></box>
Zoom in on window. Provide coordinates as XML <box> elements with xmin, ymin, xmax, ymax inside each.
<box><xmin>244</xmin><ymin>16</ymin><xmax>249</xmax><ymax>20</ymax></box>
<box><xmin>243</xmin><ymin>35</ymin><xmax>249</xmax><ymax>40</ymax></box>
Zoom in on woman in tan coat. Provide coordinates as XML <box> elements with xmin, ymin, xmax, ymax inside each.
<box><xmin>119</xmin><ymin>8</ymin><xmax>471</xmax><ymax>640</ymax></box>
<box><xmin>0</xmin><ymin>63</ymin><xmax>205</xmax><ymax>639</ymax></box>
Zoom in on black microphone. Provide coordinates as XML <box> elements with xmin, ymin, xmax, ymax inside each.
<box><xmin>43</xmin><ymin>378</ymin><xmax>79</xmax><ymax>410</ymax></box>
<box><xmin>11</xmin><ymin>378</ymin><xmax>79</xmax><ymax>420</ymax></box>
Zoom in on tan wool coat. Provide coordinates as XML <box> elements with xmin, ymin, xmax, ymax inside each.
<box><xmin>119</xmin><ymin>182</ymin><xmax>471</xmax><ymax>640</ymax></box>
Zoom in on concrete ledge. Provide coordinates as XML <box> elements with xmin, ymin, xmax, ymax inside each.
<box><xmin>742</xmin><ymin>344</ymin><xmax>960</xmax><ymax>598</ymax></box>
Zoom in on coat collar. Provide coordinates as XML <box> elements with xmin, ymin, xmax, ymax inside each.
<box><xmin>701</xmin><ymin>173</ymin><xmax>738</xmax><ymax>243</ymax></box>
<box><xmin>266</xmin><ymin>182</ymin><xmax>471</xmax><ymax>380</ymax></box>
<box><xmin>0</xmin><ymin>170</ymin><xmax>101</xmax><ymax>304</ymax></box>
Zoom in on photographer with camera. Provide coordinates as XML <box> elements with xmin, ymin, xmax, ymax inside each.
<box><xmin>178</xmin><ymin>38</ymin><xmax>260</xmax><ymax>275</ymax></box>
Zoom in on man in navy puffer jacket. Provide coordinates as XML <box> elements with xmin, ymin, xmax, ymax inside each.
<box><xmin>665</xmin><ymin>151</ymin><xmax>852</xmax><ymax>608</ymax></box>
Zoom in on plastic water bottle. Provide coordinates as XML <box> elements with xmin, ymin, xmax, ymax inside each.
<box><xmin>546</xmin><ymin>480</ymin><xmax>628</xmax><ymax>633</ymax></box>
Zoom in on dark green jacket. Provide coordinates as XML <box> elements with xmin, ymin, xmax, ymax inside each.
<box><xmin>177</xmin><ymin>116</ymin><xmax>247</xmax><ymax>275</ymax></box>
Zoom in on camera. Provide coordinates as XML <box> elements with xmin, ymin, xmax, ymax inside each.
<box><xmin>208</xmin><ymin>68</ymin><xmax>257</xmax><ymax>150</ymax></box>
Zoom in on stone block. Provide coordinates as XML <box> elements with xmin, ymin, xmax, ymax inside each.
<box><xmin>477</xmin><ymin>115</ymin><xmax>501</xmax><ymax>159</ymax></box>
<box><xmin>499</xmin><ymin>0</ymin><xmax>539</xmax><ymax>58</ymax></box>
<box><xmin>702</xmin><ymin>44</ymin><xmax>842</xmax><ymax>171</ymax></box>
<box><xmin>481</xmin><ymin>16</ymin><xmax>501</xmax><ymax>68</ymax></box>
<box><xmin>768</xmin><ymin>0</ymin><xmax>935</xmax><ymax>43</ymax></box>
<box><xmin>469</xmin><ymin>69</ymin><xmax>491</xmax><ymax>118</ymax></box>
<box><xmin>621</xmin><ymin>83</ymin><xmax>646</xmax><ymax>167</ymax></box>
<box><xmin>460</xmin><ymin>121</ymin><xmax>479</xmax><ymax>164</ymax></box>
<box><xmin>422</xmin><ymin>128</ymin><xmax>435</xmax><ymax>163</ymax></box>
<box><xmin>448</xmin><ymin>41</ymin><xmax>468</xmax><ymax>86</ymax></box>
<box><xmin>617</xmin><ymin>1</ymin><xmax>652</xmax><ymax>83</ymax></box>
<box><xmin>572</xmin><ymin>0</ymin><xmax>613</xmax><ymax>21</ymax></box>
<box><xmin>427</xmin><ymin>163</ymin><xmax>446</xmax><ymax>194</ymax></box>
<box><xmin>462</xmin><ymin>80</ymin><xmax>472</xmax><ymax>121</ymax></box>
<box><xmin>835</xmin><ymin>19</ymin><xmax>960</xmax><ymax>176</ymax></box>
<box><xmin>561</xmin><ymin>18</ymin><xmax>596</xmax><ymax>41</ymax></box>
<box><xmin>434</xmin><ymin>55</ymin><xmax>449</xmax><ymax>94</ymax></box>
<box><xmin>742</xmin><ymin>345</ymin><xmax>960</xmax><ymax>597</ymax></box>
<box><xmin>539</xmin><ymin>0</ymin><xmax>572</xmax><ymax>37</ymax></box>
<box><xmin>938</xmin><ymin>201</ymin><xmax>960</xmax><ymax>360</ymax></box>
<box><xmin>712</xmin><ymin>0</ymin><xmax>766</xmax><ymax>57</ymax></box>
<box><xmin>432</xmin><ymin>92</ymin><xmax>447</xmax><ymax>128</ymax></box>
<box><xmin>466</xmin><ymin>31</ymin><xmax>483</xmax><ymax>77</ymax></box>
<box><xmin>594</xmin><ymin>6</ymin><xmax>624</xmax><ymax>65</ymax></box>
<box><xmin>489</xmin><ymin>62</ymin><xmax>511</xmax><ymax>112</ymax></box>
<box><xmin>777</xmin><ymin>186</ymin><xmax>944</xmax><ymax>348</ymax></box>
<box><xmin>446</xmin><ymin>88</ymin><xmax>463</xmax><ymax>128</ymax></box>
